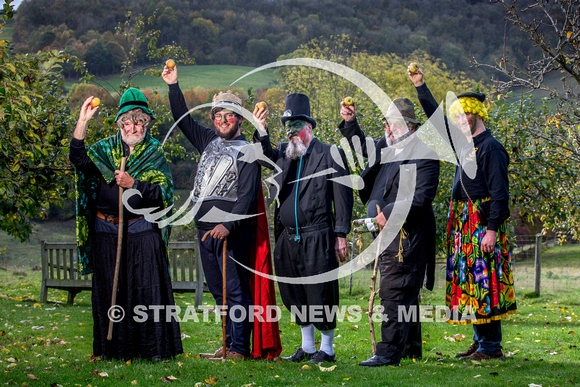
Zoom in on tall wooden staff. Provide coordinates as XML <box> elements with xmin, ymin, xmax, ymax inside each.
<box><xmin>107</xmin><ymin>156</ymin><xmax>126</xmax><ymax>341</ymax></box>
<box><xmin>368</xmin><ymin>204</ymin><xmax>383</xmax><ymax>355</ymax></box>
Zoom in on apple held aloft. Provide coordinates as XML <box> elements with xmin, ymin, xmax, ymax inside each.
<box><xmin>255</xmin><ymin>101</ymin><xmax>267</xmax><ymax>110</ymax></box>
<box><xmin>408</xmin><ymin>62</ymin><xmax>419</xmax><ymax>73</ymax></box>
<box><xmin>90</xmin><ymin>97</ymin><xmax>100</xmax><ymax>107</ymax></box>
<box><xmin>166</xmin><ymin>59</ymin><xmax>175</xmax><ymax>68</ymax></box>
<box><xmin>343</xmin><ymin>96</ymin><xmax>354</xmax><ymax>106</ymax></box>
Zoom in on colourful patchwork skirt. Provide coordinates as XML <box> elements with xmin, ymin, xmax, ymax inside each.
<box><xmin>445</xmin><ymin>199</ymin><xmax>517</xmax><ymax>324</ymax></box>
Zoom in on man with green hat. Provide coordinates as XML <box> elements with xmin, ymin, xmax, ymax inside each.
<box><xmin>338</xmin><ymin>95</ymin><xmax>440</xmax><ymax>367</ymax></box>
<box><xmin>69</xmin><ymin>89</ymin><xmax>182</xmax><ymax>360</ymax></box>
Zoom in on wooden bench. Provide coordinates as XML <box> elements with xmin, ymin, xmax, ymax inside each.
<box><xmin>40</xmin><ymin>241</ymin><xmax>206</xmax><ymax>307</ymax></box>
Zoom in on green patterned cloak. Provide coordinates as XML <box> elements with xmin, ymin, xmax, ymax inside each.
<box><xmin>74</xmin><ymin>131</ymin><xmax>173</xmax><ymax>275</ymax></box>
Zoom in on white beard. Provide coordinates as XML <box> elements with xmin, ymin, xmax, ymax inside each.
<box><xmin>285</xmin><ymin>137</ymin><xmax>307</xmax><ymax>160</ymax></box>
<box><xmin>121</xmin><ymin>129</ymin><xmax>146</xmax><ymax>147</ymax></box>
<box><xmin>386</xmin><ymin>130</ymin><xmax>413</xmax><ymax>148</ymax></box>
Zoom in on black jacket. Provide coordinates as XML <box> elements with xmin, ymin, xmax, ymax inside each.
<box><xmin>253</xmin><ymin>131</ymin><xmax>353</xmax><ymax>241</ymax></box>
<box><xmin>415</xmin><ymin>83</ymin><xmax>510</xmax><ymax>232</ymax></box>
<box><xmin>339</xmin><ymin>118</ymin><xmax>440</xmax><ymax>291</ymax></box>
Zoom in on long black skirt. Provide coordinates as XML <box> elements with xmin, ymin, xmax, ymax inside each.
<box><xmin>91</xmin><ymin>228</ymin><xmax>183</xmax><ymax>360</ymax></box>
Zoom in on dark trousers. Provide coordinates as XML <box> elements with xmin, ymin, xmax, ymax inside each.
<box><xmin>473</xmin><ymin>320</ymin><xmax>502</xmax><ymax>354</ymax></box>
<box><xmin>376</xmin><ymin>254</ymin><xmax>425</xmax><ymax>362</ymax></box>
<box><xmin>198</xmin><ymin>227</ymin><xmax>253</xmax><ymax>356</ymax></box>
<box><xmin>274</xmin><ymin>227</ymin><xmax>339</xmax><ymax>331</ymax></box>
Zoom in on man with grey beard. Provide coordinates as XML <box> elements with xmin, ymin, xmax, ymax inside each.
<box><xmin>253</xmin><ymin>93</ymin><xmax>353</xmax><ymax>364</ymax></box>
<box><xmin>338</xmin><ymin>97</ymin><xmax>439</xmax><ymax>367</ymax></box>
<box><xmin>69</xmin><ymin>88</ymin><xmax>181</xmax><ymax>360</ymax></box>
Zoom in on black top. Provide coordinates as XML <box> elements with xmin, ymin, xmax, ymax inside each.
<box><xmin>69</xmin><ymin>138</ymin><xmax>164</xmax><ymax>218</ymax></box>
<box><xmin>278</xmin><ymin>144</ymin><xmax>329</xmax><ymax>229</ymax></box>
<box><xmin>168</xmin><ymin>82</ymin><xmax>261</xmax><ymax>231</ymax></box>
<box><xmin>415</xmin><ymin>83</ymin><xmax>510</xmax><ymax>231</ymax></box>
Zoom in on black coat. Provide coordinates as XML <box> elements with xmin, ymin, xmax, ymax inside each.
<box><xmin>338</xmin><ymin>119</ymin><xmax>440</xmax><ymax>290</ymax></box>
<box><xmin>253</xmin><ymin>131</ymin><xmax>353</xmax><ymax>241</ymax></box>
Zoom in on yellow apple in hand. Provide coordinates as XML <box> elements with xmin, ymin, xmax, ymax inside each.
<box><xmin>255</xmin><ymin>101</ymin><xmax>267</xmax><ymax>111</ymax></box>
<box><xmin>166</xmin><ymin>59</ymin><xmax>175</xmax><ymax>68</ymax></box>
<box><xmin>343</xmin><ymin>96</ymin><xmax>354</xmax><ymax>106</ymax></box>
<box><xmin>90</xmin><ymin>97</ymin><xmax>100</xmax><ymax>107</ymax></box>
<box><xmin>409</xmin><ymin>62</ymin><xmax>419</xmax><ymax>73</ymax></box>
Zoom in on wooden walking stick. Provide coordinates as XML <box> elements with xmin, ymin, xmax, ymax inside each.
<box><xmin>368</xmin><ymin>204</ymin><xmax>383</xmax><ymax>355</ymax></box>
<box><xmin>107</xmin><ymin>156</ymin><xmax>126</xmax><ymax>341</ymax></box>
<box><xmin>201</xmin><ymin>230</ymin><xmax>228</xmax><ymax>362</ymax></box>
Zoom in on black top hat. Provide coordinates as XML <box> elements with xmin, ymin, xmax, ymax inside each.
<box><xmin>280</xmin><ymin>93</ymin><xmax>317</xmax><ymax>129</ymax></box>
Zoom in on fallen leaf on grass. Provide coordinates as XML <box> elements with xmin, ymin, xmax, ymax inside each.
<box><xmin>31</xmin><ymin>326</ymin><xmax>45</xmax><ymax>330</ymax></box>
<box><xmin>317</xmin><ymin>364</ymin><xmax>337</xmax><ymax>372</ymax></box>
<box><xmin>301</xmin><ymin>365</ymin><xmax>311</xmax><ymax>370</ymax></box>
<box><xmin>131</xmin><ymin>381</ymin><xmax>137</xmax><ymax>385</ymax></box>
<box><xmin>205</xmin><ymin>376</ymin><xmax>218</xmax><ymax>385</ymax></box>
<box><xmin>125</xmin><ymin>360</ymin><xmax>131</xmax><ymax>366</ymax></box>
<box><xmin>27</xmin><ymin>374</ymin><xmax>39</xmax><ymax>380</ymax></box>
<box><xmin>98</xmin><ymin>372</ymin><xmax>109</xmax><ymax>378</ymax></box>
<box><xmin>241</xmin><ymin>383</ymin><xmax>256</xmax><ymax>387</ymax></box>
<box><xmin>528</xmin><ymin>384</ymin><xmax>542</xmax><ymax>387</ymax></box>
<box><xmin>569</xmin><ymin>331</ymin><xmax>575</xmax><ymax>334</ymax></box>
<box><xmin>160</xmin><ymin>376</ymin><xmax>179</xmax><ymax>383</ymax></box>
<box><xmin>348</xmin><ymin>325</ymin><xmax>359</xmax><ymax>329</ymax></box>
<box><xmin>504</xmin><ymin>350</ymin><xmax>519</xmax><ymax>357</ymax></box>
<box><xmin>474</xmin><ymin>375</ymin><xmax>481</xmax><ymax>378</ymax></box>
<box><xmin>7</xmin><ymin>357</ymin><xmax>17</xmax><ymax>363</ymax></box>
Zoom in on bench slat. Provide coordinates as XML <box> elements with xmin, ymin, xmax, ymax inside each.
<box><xmin>41</xmin><ymin>240</ymin><xmax>205</xmax><ymax>306</ymax></box>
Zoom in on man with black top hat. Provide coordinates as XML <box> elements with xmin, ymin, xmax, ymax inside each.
<box><xmin>70</xmin><ymin>89</ymin><xmax>182</xmax><ymax>360</ymax></box>
<box><xmin>253</xmin><ymin>93</ymin><xmax>353</xmax><ymax>364</ymax></box>
<box><xmin>162</xmin><ymin>64</ymin><xmax>262</xmax><ymax>360</ymax></box>
<box><xmin>338</xmin><ymin>96</ymin><xmax>440</xmax><ymax>367</ymax></box>
<box><xmin>409</xmin><ymin>66</ymin><xmax>515</xmax><ymax>361</ymax></box>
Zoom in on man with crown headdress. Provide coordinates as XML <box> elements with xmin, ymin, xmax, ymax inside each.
<box><xmin>162</xmin><ymin>64</ymin><xmax>282</xmax><ymax>360</ymax></box>
<box><xmin>409</xmin><ymin>67</ymin><xmax>516</xmax><ymax>361</ymax></box>
<box><xmin>70</xmin><ymin>89</ymin><xmax>182</xmax><ymax>360</ymax></box>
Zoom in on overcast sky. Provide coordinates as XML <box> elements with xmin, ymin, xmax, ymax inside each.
<box><xmin>11</xmin><ymin>0</ymin><xmax>24</xmax><ymax>10</ymax></box>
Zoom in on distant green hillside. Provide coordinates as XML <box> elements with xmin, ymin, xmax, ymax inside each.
<box><xmin>12</xmin><ymin>0</ymin><xmax>539</xmax><ymax>81</ymax></box>
<box><xmin>65</xmin><ymin>65</ymin><xmax>279</xmax><ymax>93</ymax></box>
<box><xmin>0</xmin><ymin>19</ymin><xmax>14</xmax><ymax>41</ymax></box>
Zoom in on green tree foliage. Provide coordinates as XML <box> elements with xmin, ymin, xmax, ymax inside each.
<box><xmin>0</xmin><ymin>2</ymin><xmax>194</xmax><ymax>241</ymax></box>
<box><xmin>473</xmin><ymin>0</ymin><xmax>580</xmax><ymax>240</ymax></box>
<box><xmin>0</xmin><ymin>1</ymin><xmax>75</xmax><ymax>241</ymax></box>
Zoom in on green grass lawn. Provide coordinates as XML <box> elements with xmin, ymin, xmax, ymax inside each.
<box><xmin>1</xmin><ymin>234</ymin><xmax>579</xmax><ymax>386</ymax></box>
<box><xmin>65</xmin><ymin>65</ymin><xmax>280</xmax><ymax>95</ymax></box>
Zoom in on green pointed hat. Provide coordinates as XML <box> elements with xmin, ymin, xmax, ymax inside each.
<box><xmin>114</xmin><ymin>88</ymin><xmax>155</xmax><ymax>122</ymax></box>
